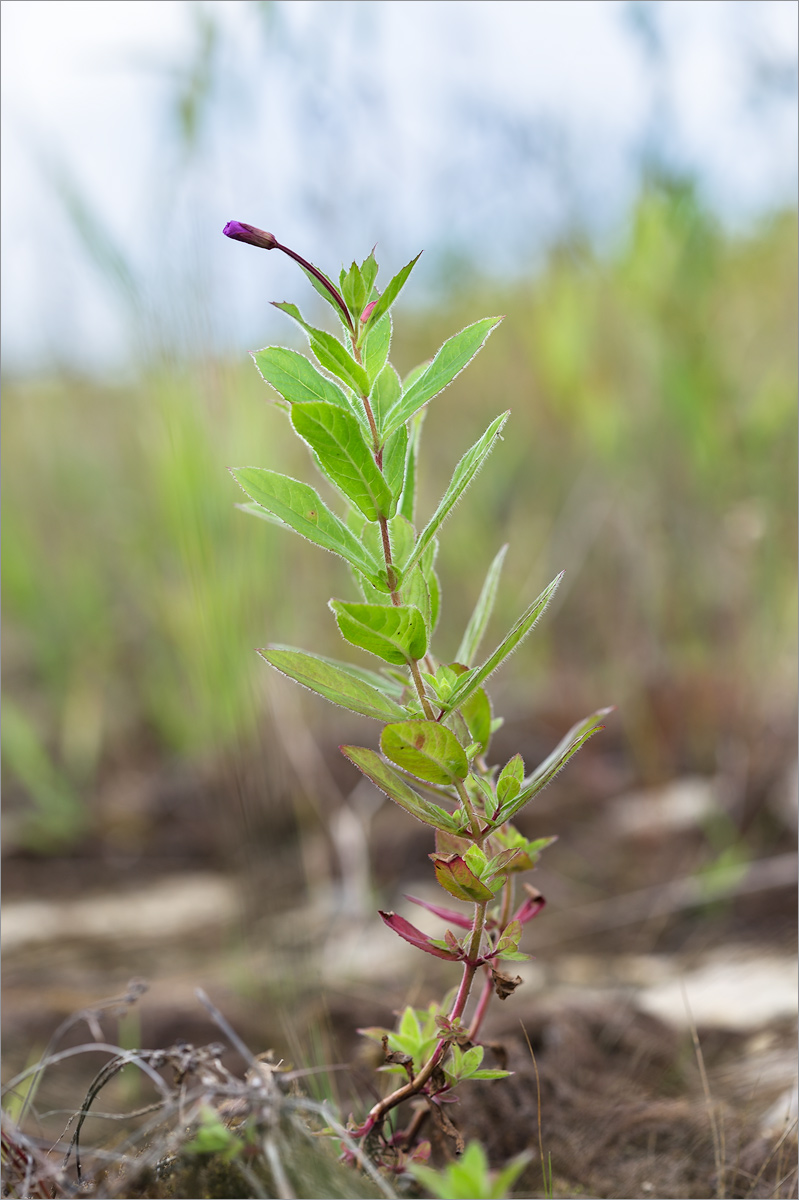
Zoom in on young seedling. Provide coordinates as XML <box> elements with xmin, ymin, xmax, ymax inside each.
<box><xmin>223</xmin><ymin>220</ymin><xmax>610</xmax><ymax>1161</ymax></box>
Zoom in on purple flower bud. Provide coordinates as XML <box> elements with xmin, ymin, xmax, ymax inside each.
<box><xmin>360</xmin><ymin>300</ymin><xmax>377</xmax><ymax>323</ymax></box>
<box><xmin>223</xmin><ymin>221</ymin><xmax>278</xmax><ymax>250</ymax></box>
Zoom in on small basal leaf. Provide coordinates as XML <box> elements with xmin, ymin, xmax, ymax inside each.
<box><xmin>330</xmin><ymin>600</ymin><xmax>427</xmax><ymax>665</ymax></box>
<box><xmin>341</xmin><ymin>745</ymin><xmax>459</xmax><ymax>832</ymax></box>
<box><xmin>381</xmin><ymin>720</ymin><xmax>469</xmax><ymax>785</ymax></box>
<box><xmin>258</xmin><ymin>646</ymin><xmax>406</xmax><ymax>721</ymax></box>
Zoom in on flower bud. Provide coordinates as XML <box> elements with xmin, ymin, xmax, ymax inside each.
<box><xmin>223</xmin><ymin>221</ymin><xmax>278</xmax><ymax>250</ymax></box>
<box><xmin>360</xmin><ymin>300</ymin><xmax>377</xmax><ymax>323</ymax></box>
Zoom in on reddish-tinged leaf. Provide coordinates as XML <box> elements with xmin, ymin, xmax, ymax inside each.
<box><xmin>378</xmin><ymin>911</ymin><xmax>461</xmax><ymax>960</ymax></box>
<box><xmin>513</xmin><ymin>886</ymin><xmax>546</xmax><ymax>925</ymax></box>
<box><xmin>404</xmin><ymin>893</ymin><xmax>473</xmax><ymax>929</ymax></box>
<box><xmin>430</xmin><ymin>854</ymin><xmax>495</xmax><ymax>903</ymax></box>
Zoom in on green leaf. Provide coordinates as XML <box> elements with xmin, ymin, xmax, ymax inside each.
<box><xmin>399</xmin><ymin>408</ymin><xmax>425</xmax><ymax>524</ymax></box>
<box><xmin>401</xmin><ymin>565</ymin><xmax>432</xmax><ymax>640</ymax></box>
<box><xmin>294</xmin><ymin>262</ymin><xmax>352</xmax><ymax>330</ymax></box>
<box><xmin>359</xmin><ymin>249</ymin><xmax>378</xmax><ymax>299</ymax></box>
<box><xmin>495</xmin><ymin>708</ymin><xmax>611</xmax><ymax>824</ymax></box>
<box><xmin>361</xmin><ymin>312</ymin><xmax>391</xmax><ymax>384</ymax></box>
<box><xmin>275</xmin><ymin>646</ymin><xmax>405</xmax><ymax>698</ymax></box>
<box><xmin>431</xmin><ymin>854</ymin><xmax>494</xmax><ymax>903</ymax></box>
<box><xmin>258</xmin><ymin>646</ymin><xmax>407</xmax><ymax>721</ymax></box>
<box><xmin>382</xmin><ymin>423</ymin><xmax>408</xmax><ymax>512</ymax></box>
<box><xmin>369</xmin><ymin>363</ymin><xmax>402</xmax><ymax>432</ymax></box>
<box><xmin>449</xmin><ymin>664</ymin><xmax>492</xmax><ymax>753</ymax></box>
<box><xmin>330</xmin><ymin>600</ymin><xmax>427</xmax><ymax>665</ymax></box>
<box><xmin>456</xmin><ymin>544</ymin><xmax>509</xmax><ymax>667</ymax></box>
<box><xmin>290</xmin><ymin>401</ymin><xmax>393</xmax><ymax>521</ymax></box>
<box><xmin>382</xmin><ymin>317</ymin><xmax>503</xmax><ymax>439</ymax></box>
<box><xmin>232</xmin><ymin>467</ymin><xmax>382</xmax><ymax>581</ymax></box>
<box><xmin>362</xmin><ymin>252</ymin><xmax>422</xmax><ymax>335</ymax></box>
<box><xmin>251</xmin><ymin>346</ymin><xmax>349</xmax><ymax>409</ymax></box>
<box><xmin>440</xmin><ymin>573</ymin><xmax>564</xmax><ymax>716</ymax></box>
<box><xmin>381</xmin><ymin>720</ymin><xmax>468</xmax><ymax>785</ymax></box>
<box><xmin>341</xmin><ymin>745</ymin><xmax>459</xmax><ymax>832</ymax></box>
<box><xmin>401</xmin><ymin>413</ymin><xmax>509</xmax><ymax>579</ymax></box>
<box><xmin>340</xmin><ymin>260</ymin><xmax>368</xmax><ymax>322</ymax></box>
<box><xmin>496</xmin><ymin>753</ymin><xmax>524</xmax><ymax>807</ymax></box>
<box><xmin>273</xmin><ymin>302</ymin><xmax>370</xmax><ymax>395</ymax></box>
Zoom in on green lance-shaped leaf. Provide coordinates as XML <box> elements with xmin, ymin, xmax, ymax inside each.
<box><xmin>340</xmin><ymin>259</ymin><xmax>369</xmax><ymax>323</ymax></box>
<box><xmin>494</xmin><ymin>708</ymin><xmax>612</xmax><ymax>824</ymax></box>
<box><xmin>271</xmin><ymin>645</ymin><xmax>405</xmax><ymax>698</ymax></box>
<box><xmin>361</xmin><ymin>252</ymin><xmax>422</xmax><ymax>336</ymax></box>
<box><xmin>258</xmin><ymin>646</ymin><xmax>407</xmax><ymax>722</ymax></box>
<box><xmin>401</xmin><ymin>412</ymin><xmax>509</xmax><ymax>580</ymax></box>
<box><xmin>330</xmin><ymin>600</ymin><xmax>427</xmax><ymax>665</ymax></box>
<box><xmin>382</xmin><ymin>316</ymin><xmax>503</xmax><ymax>440</ymax></box>
<box><xmin>341</xmin><ymin>745</ymin><xmax>460</xmax><ymax>832</ymax></box>
<box><xmin>361</xmin><ymin>312</ymin><xmax>391</xmax><ymax>384</ymax></box>
<box><xmin>382</xmin><ymin>423</ymin><xmax>408</xmax><ymax>510</ymax></box>
<box><xmin>273</xmin><ymin>302</ymin><xmax>371</xmax><ymax>396</ymax></box>
<box><xmin>252</xmin><ymin>346</ymin><xmax>350</xmax><ymax>410</ymax></box>
<box><xmin>439</xmin><ymin>573</ymin><xmax>564</xmax><ymax>716</ymax></box>
<box><xmin>399</xmin><ymin>408</ymin><xmax>426</xmax><ymax>525</ymax></box>
<box><xmin>232</xmin><ymin>468</ymin><xmax>383</xmax><ymax>583</ymax></box>
<box><xmin>430</xmin><ymin>853</ymin><xmax>494</xmax><ymax>904</ymax></box>
<box><xmin>369</xmin><ymin>363</ymin><xmax>402</xmax><ymax>434</ymax></box>
<box><xmin>496</xmin><ymin>753</ymin><xmax>525</xmax><ymax>808</ymax></box>
<box><xmin>448</xmin><ymin>663</ymin><xmax>492</xmax><ymax>754</ymax></box>
<box><xmin>456</xmin><ymin>543</ymin><xmax>509</xmax><ymax>667</ymax></box>
<box><xmin>290</xmin><ymin>401</ymin><xmax>393</xmax><ymax>521</ymax></box>
<box><xmin>381</xmin><ymin>720</ymin><xmax>469</xmax><ymax>785</ymax></box>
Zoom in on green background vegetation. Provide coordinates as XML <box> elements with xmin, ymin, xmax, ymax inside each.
<box><xmin>2</xmin><ymin>184</ymin><xmax>797</xmax><ymax>850</ymax></box>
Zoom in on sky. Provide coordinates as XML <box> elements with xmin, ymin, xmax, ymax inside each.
<box><xmin>1</xmin><ymin>0</ymin><xmax>797</xmax><ymax>373</ymax></box>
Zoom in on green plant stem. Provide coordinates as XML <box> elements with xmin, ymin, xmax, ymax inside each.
<box><xmin>455</xmin><ymin>777</ymin><xmax>483</xmax><ymax>842</ymax></box>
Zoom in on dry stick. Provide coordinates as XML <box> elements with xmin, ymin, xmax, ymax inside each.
<box><xmin>682</xmin><ymin>982</ymin><xmax>725</xmax><ymax>1200</ymax></box>
<box><xmin>521</xmin><ymin>1021</ymin><xmax>550</xmax><ymax>1198</ymax></box>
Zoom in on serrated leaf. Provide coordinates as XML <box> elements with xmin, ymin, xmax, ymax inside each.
<box><xmin>494</xmin><ymin>708</ymin><xmax>611</xmax><ymax>824</ymax></box>
<box><xmin>290</xmin><ymin>401</ymin><xmax>392</xmax><ymax>521</ymax></box>
<box><xmin>381</xmin><ymin>720</ymin><xmax>468</xmax><ymax>785</ymax></box>
<box><xmin>361</xmin><ymin>252</ymin><xmax>421</xmax><ymax>335</ymax></box>
<box><xmin>382</xmin><ymin>423</ymin><xmax>408</xmax><ymax>511</ymax></box>
<box><xmin>361</xmin><ymin>312</ymin><xmax>391</xmax><ymax>383</ymax></box>
<box><xmin>340</xmin><ymin>260</ymin><xmax>369</xmax><ymax>322</ymax></box>
<box><xmin>456</xmin><ymin>543</ymin><xmax>509</xmax><ymax>667</ymax></box>
<box><xmin>431</xmin><ymin>854</ymin><xmax>495</xmax><ymax>903</ymax></box>
<box><xmin>382</xmin><ymin>316</ymin><xmax>503</xmax><ymax>439</ymax></box>
<box><xmin>232</xmin><ymin>467</ymin><xmax>382</xmax><ymax>581</ymax></box>
<box><xmin>440</xmin><ymin>573</ymin><xmax>564</xmax><ymax>716</ymax></box>
<box><xmin>273</xmin><ymin>302</ymin><xmax>370</xmax><ymax>395</ymax></box>
<box><xmin>399</xmin><ymin>408</ymin><xmax>425</xmax><ymax>524</ymax></box>
<box><xmin>258</xmin><ymin>646</ymin><xmax>406</xmax><ymax>721</ymax></box>
<box><xmin>251</xmin><ymin>346</ymin><xmax>349</xmax><ymax>409</ymax></box>
<box><xmin>370</xmin><ymin>363</ymin><xmax>402</xmax><ymax>431</ymax></box>
<box><xmin>401</xmin><ymin>413</ymin><xmax>509</xmax><ymax>579</ymax></box>
<box><xmin>331</xmin><ymin>600</ymin><xmax>427</xmax><ymax>665</ymax></box>
<box><xmin>341</xmin><ymin>745</ymin><xmax>459</xmax><ymax>832</ymax></box>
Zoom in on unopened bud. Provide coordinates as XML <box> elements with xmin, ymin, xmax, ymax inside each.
<box><xmin>360</xmin><ymin>300</ymin><xmax>377</xmax><ymax>323</ymax></box>
<box><xmin>223</xmin><ymin>221</ymin><xmax>278</xmax><ymax>250</ymax></box>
